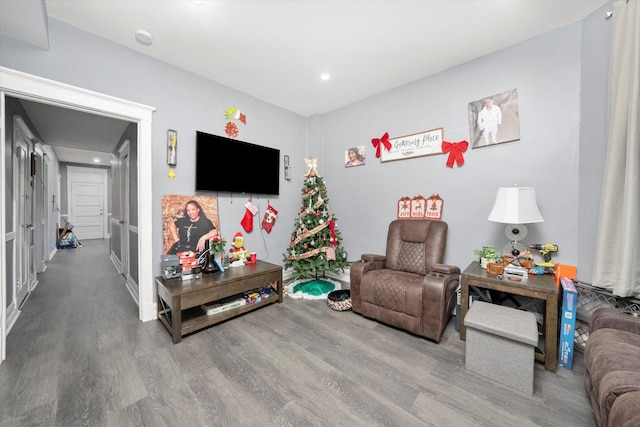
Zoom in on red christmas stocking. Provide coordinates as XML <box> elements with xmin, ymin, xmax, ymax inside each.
<box><xmin>261</xmin><ymin>203</ymin><xmax>278</xmax><ymax>233</ymax></box>
<box><xmin>241</xmin><ymin>200</ymin><xmax>258</xmax><ymax>233</ymax></box>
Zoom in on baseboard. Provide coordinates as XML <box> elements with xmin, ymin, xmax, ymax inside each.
<box><xmin>325</xmin><ymin>269</ymin><xmax>351</xmax><ymax>287</ymax></box>
<box><xmin>140</xmin><ymin>300</ymin><xmax>157</xmax><ymax>322</ymax></box>
<box><xmin>124</xmin><ymin>275</ymin><xmax>139</xmax><ymax>307</ymax></box>
<box><xmin>110</xmin><ymin>252</ymin><xmax>122</xmax><ymax>273</ymax></box>
<box><xmin>5</xmin><ymin>303</ymin><xmax>19</xmax><ymax>335</ymax></box>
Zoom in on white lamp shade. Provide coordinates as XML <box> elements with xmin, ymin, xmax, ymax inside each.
<box><xmin>488</xmin><ymin>186</ymin><xmax>544</xmax><ymax>224</ymax></box>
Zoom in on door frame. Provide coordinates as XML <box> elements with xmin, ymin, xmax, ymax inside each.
<box><xmin>0</xmin><ymin>66</ymin><xmax>156</xmax><ymax>364</ymax></box>
<box><xmin>118</xmin><ymin>140</ymin><xmax>131</xmax><ymax>280</ymax></box>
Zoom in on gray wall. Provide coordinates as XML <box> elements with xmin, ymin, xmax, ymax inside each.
<box><xmin>578</xmin><ymin>5</ymin><xmax>612</xmax><ymax>282</ymax></box>
<box><xmin>1</xmin><ymin>18</ymin><xmax>308</xmax><ymax>278</ymax></box>
<box><xmin>314</xmin><ymin>4</ymin><xmax>612</xmax><ymax>281</ymax></box>
<box><xmin>1</xmin><ymin>3</ymin><xmax>612</xmax><ymax>283</ymax></box>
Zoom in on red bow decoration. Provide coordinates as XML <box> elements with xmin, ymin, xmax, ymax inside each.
<box><xmin>371</xmin><ymin>132</ymin><xmax>391</xmax><ymax>158</ymax></box>
<box><xmin>441</xmin><ymin>140</ymin><xmax>469</xmax><ymax>167</ymax></box>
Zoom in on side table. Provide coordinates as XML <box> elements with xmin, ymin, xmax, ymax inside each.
<box><xmin>459</xmin><ymin>261</ymin><xmax>560</xmax><ymax>372</ymax></box>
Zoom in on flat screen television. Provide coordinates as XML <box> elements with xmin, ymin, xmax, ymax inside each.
<box><xmin>195</xmin><ymin>131</ymin><xmax>280</xmax><ymax>195</ymax></box>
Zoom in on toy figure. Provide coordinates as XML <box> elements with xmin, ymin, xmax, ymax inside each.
<box><xmin>231</xmin><ymin>232</ymin><xmax>249</xmax><ymax>261</ymax></box>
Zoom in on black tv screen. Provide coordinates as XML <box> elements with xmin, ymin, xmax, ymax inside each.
<box><xmin>195</xmin><ymin>131</ymin><xmax>280</xmax><ymax>195</ymax></box>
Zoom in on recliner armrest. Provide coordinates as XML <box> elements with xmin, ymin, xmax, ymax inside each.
<box><xmin>421</xmin><ymin>264</ymin><xmax>461</xmax><ymax>342</ymax></box>
<box><xmin>590</xmin><ymin>307</ymin><xmax>640</xmax><ymax>335</ymax></box>
<box><xmin>431</xmin><ymin>263</ymin><xmax>461</xmax><ymax>276</ymax></box>
<box><xmin>350</xmin><ymin>254</ymin><xmax>387</xmax><ymax>313</ymax></box>
<box><xmin>361</xmin><ymin>254</ymin><xmax>386</xmax><ymax>263</ymax></box>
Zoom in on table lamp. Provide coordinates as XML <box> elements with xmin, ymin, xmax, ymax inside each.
<box><xmin>488</xmin><ymin>186</ymin><xmax>543</xmax><ymax>265</ymax></box>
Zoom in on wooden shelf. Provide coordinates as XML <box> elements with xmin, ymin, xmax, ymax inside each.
<box><xmin>181</xmin><ymin>293</ymin><xmax>280</xmax><ymax>335</ymax></box>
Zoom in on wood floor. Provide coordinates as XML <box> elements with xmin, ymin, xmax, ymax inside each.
<box><xmin>0</xmin><ymin>239</ymin><xmax>596</xmax><ymax>426</ymax></box>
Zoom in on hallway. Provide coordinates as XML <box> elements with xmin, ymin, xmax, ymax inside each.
<box><xmin>0</xmin><ymin>239</ymin><xmax>159</xmax><ymax>425</ymax></box>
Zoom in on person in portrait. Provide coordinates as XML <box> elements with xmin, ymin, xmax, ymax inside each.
<box><xmin>167</xmin><ymin>200</ymin><xmax>218</xmax><ymax>254</ymax></box>
<box><xmin>477</xmin><ymin>98</ymin><xmax>502</xmax><ymax>146</ymax></box>
<box><xmin>345</xmin><ymin>147</ymin><xmax>365</xmax><ymax>167</ymax></box>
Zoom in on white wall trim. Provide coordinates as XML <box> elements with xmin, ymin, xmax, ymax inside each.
<box><xmin>110</xmin><ymin>251</ymin><xmax>122</xmax><ymax>273</ymax></box>
<box><xmin>125</xmin><ymin>275</ymin><xmax>140</xmax><ymax>308</ymax></box>
<box><xmin>0</xmin><ymin>66</ymin><xmax>156</xmax><ymax>364</ymax></box>
<box><xmin>0</xmin><ymin>90</ymin><xmax>5</xmax><ymax>362</ymax></box>
<box><xmin>4</xmin><ymin>303</ymin><xmax>19</xmax><ymax>336</ymax></box>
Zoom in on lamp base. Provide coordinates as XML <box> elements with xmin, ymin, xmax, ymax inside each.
<box><xmin>505</xmin><ymin>223</ymin><xmax>528</xmax><ymax>241</ymax></box>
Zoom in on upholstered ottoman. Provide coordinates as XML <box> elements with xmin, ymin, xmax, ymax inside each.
<box><xmin>465</xmin><ymin>301</ymin><xmax>538</xmax><ymax>395</ymax></box>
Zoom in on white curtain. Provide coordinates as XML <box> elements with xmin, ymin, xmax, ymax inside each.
<box><xmin>593</xmin><ymin>0</ymin><xmax>640</xmax><ymax>297</ymax></box>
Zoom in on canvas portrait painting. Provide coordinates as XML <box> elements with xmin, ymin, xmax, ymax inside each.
<box><xmin>162</xmin><ymin>195</ymin><xmax>220</xmax><ymax>255</ymax></box>
<box><xmin>469</xmin><ymin>89</ymin><xmax>521</xmax><ymax>149</ymax></box>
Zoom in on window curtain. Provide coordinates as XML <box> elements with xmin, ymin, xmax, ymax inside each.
<box><xmin>593</xmin><ymin>0</ymin><xmax>640</xmax><ymax>297</ymax></box>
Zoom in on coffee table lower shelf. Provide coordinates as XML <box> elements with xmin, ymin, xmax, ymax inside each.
<box><xmin>159</xmin><ymin>293</ymin><xmax>280</xmax><ymax>338</ymax></box>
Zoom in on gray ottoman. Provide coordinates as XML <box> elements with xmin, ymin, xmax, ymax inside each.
<box><xmin>465</xmin><ymin>301</ymin><xmax>538</xmax><ymax>395</ymax></box>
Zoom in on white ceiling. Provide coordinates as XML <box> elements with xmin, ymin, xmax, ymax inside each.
<box><xmin>1</xmin><ymin>0</ymin><xmax>609</xmax><ymax>165</ymax></box>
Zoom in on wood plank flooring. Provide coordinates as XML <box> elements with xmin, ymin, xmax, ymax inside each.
<box><xmin>0</xmin><ymin>239</ymin><xmax>596</xmax><ymax>426</ymax></box>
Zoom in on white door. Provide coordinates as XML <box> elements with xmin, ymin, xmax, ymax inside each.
<box><xmin>14</xmin><ymin>128</ymin><xmax>35</xmax><ymax>308</ymax></box>
<box><xmin>67</xmin><ymin>167</ymin><xmax>107</xmax><ymax>241</ymax></box>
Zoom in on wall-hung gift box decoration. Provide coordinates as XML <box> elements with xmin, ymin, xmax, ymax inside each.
<box><xmin>397</xmin><ymin>196</ymin><xmax>411</xmax><ymax>219</ymax></box>
<box><xmin>167</xmin><ymin>129</ymin><xmax>177</xmax><ymax>166</ymax></box>
<box><xmin>381</xmin><ymin>128</ymin><xmax>444</xmax><ymax>162</ymax></box>
<box><xmin>424</xmin><ymin>194</ymin><xmax>444</xmax><ymax>220</ymax></box>
<box><xmin>410</xmin><ymin>194</ymin><xmax>426</xmax><ymax>218</ymax></box>
<box><xmin>397</xmin><ymin>194</ymin><xmax>444</xmax><ymax>220</ymax></box>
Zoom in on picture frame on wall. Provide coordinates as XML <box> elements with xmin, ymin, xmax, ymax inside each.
<box><xmin>167</xmin><ymin>129</ymin><xmax>177</xmax><ymax>166</ymax></box>
<box><xmin>468</xmin><ymin>89</ymin><xmax>520</xmax><ymax>149</ymax></box>
<box><xmin>380</xmin><ymin>128</ymin><xmax>444</xmax><ymax>162</ymax></box>
<box><xmin>162</xmin><ymin>194</ymin><xmax>220</xmax><ymax>255</ymax></box>
<box><xmin>345</xmin><ymin>146</ymin><xmax>366</xmax><ymax>167</ymax></box>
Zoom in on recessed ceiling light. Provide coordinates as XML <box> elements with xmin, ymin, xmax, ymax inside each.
<box><xmin>320</xmin><ymin>73</ymin><xmax>330</xmax><ymax>81</ymax></box>
<box><xmin>135</xmin><ymin>30</ymin><xmax>153</xmax><ymax>46</ymax></box>
<box><xmin>93</xmin><ymin>158</ymin><xmax>101</xmax><ymax>163</ymax></box>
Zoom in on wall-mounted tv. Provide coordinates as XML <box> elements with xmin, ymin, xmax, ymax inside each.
<box><xmin>195</xmin><ymin>131</ymin><xmax>280</xmax><ymax>195</ymax></box>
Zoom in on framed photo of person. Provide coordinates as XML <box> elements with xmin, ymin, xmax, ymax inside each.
<box><xmin>345</xmin><ymin>146</ymin><xmax>366</xmax><ymax>167</ymax></box>
<box><xmin>162</xmin><ymin>194</ymin><xmax>220</xmax><ymax>255</ymax></box>
<box><xmin>468</xmin><ymin>89</ymin><xmax>520</xmax><ymax>149</ymax></box>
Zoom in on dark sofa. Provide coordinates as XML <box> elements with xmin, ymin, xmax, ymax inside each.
<box><xmin>584</xmin><ymin>307</ymin><xmax>640</xmax><ymax>427</ymax></box>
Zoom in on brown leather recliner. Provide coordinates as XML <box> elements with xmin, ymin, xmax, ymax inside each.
<box><xmin>350</xmin><ymin>219</ymin><xmax>460</xmax><ymax>342</ymax></box>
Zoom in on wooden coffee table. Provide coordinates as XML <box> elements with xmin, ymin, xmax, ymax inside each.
<box><xmin>156</xmin><ymin>260</ymin><xmax>283</xmax><ymax>343</ymax></box>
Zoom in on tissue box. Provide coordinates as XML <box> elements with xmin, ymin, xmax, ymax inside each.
<box><xmin>559</xmin><ymin>277</ymin><xmax>578</xmax><ymax>369</ymax></box>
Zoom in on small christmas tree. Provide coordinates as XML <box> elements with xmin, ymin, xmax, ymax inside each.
<box><xmin>283</xmin><ymin>158</ymin><xmax>349</xmax><ymax>282</ymax></box>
